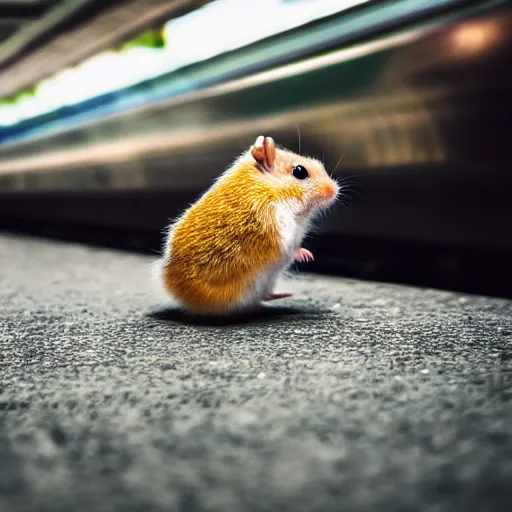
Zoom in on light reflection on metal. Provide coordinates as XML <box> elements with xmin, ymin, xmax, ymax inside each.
<box><xmin>379</xmin><ymin>13</ymin><xmax>510</xmax><ymax>83</ymax></box>
<box><xmin>0</xmin><ymin>9</ymin><xmax>508</xmax><ymax>192</ymax></box>
<box><xmin>0</xmin><ymin>20</ymin><xmax>448</xmax><ymax>174</ymax></box>
<box><xmin>0</xmin><ymin>23</ymin><xmax>435</xmax><ymax>152</ymax></box>
<box><xmin>0</xmin><ymin>88</ymin><xmax>450</xmax><ymax>180</ymax></box>
<box><xmin>451</xmin><ymin>20</ymin><xmax>501</xmax><ymax>56</ymax></box>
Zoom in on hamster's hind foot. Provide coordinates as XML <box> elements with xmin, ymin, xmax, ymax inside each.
<box><xmin>263</xmin><ymin>292</ymin><xmax>293</xmax><ymax>301</ymax></box>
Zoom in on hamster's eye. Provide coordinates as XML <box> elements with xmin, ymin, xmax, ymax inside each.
<box><xmin>292</xmin><ymin>165</ymin><xmax>308</xmax><ymax>180</ymax></box>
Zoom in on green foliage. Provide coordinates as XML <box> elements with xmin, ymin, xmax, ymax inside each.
<box><xmin>0</xmin><ymin>26</ymin><xmax>165</xmax><ymax>106</ymax></box>
<box><xmin>121</xmin><ymin>28</ymin><xmax>166</xmax><ymax>50</ymax></box>
<box><xmin>0</xmin><ymin>86</ymin><xmax>37</xmax><ymax>106</ymax></box>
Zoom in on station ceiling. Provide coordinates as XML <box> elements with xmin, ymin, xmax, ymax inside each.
<box><xmin>0</xmin><ymin>0</ymin><xmax>213</xmax><ymax>99</ymax></box>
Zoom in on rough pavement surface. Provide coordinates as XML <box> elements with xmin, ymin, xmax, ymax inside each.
<box><xmin>1</xmin><ymin>233</ymin><xmax>512</xmax><ymax>512</ymax></box>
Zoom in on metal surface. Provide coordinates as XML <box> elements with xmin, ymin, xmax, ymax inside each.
<box><xmin>0</xmin><ymin>0</ymin><xmax>511</xmax><ymax>297</ymax></box>
<box><xmin>0</xmin><ymin>0</ymin><xmax>214</xmax><ymax>99</ymax></box>
<box><xmin>0</xmin><ymin>0</ymin><xmax>486</xmax><ymax>146</ymax></box>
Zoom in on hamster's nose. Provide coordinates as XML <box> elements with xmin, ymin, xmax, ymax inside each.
<box><xmin>321</xmin><ymin>181</ymin><xmax>338</xmax><ymax>200</ymax></box>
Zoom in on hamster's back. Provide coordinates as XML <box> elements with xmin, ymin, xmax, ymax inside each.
<box><xmin>161</xmin><ymin>163</ymin><xmax>282</xmax><ymax>313</ymax></box>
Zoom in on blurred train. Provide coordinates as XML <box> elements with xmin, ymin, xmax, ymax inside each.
<box><xmin>0</xmin><ymin>0</ymin><xmax>511</xmax><ymax>297</ymax></box>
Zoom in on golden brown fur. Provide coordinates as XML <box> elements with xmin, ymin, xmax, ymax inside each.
<box><xmin>162</xmin><ymin>163</ymin><xmax>283</xmax><ymax>313</ymax></box>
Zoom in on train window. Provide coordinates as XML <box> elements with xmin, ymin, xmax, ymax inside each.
<box><xmin>163</xmin><ymin>0</ymin><xmax>369</xmax><ymax>68</ymax></box>
<box><xmin>0</xmin><ymin>0</ymin><xmax>368</xmax><ymax>129</ymax></box>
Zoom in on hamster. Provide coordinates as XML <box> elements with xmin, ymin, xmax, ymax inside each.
<box><xmin>158</xmin><ymin>135</ymin><xmax>339</xmax><ymax>315</ymax></box>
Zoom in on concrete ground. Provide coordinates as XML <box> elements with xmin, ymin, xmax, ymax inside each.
<box><xmin>1</xmin><ymin>233</ymin><xmax>511</xmax><ymax>512</ymax></box>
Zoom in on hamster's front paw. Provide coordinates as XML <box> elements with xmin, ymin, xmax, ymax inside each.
<box><xmin>294</xmin><ymin>248</ymin><xmax>314</xmax><ymax>263</ymax></box>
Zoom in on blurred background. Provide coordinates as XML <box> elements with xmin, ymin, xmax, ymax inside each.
<box><xmin>0</xmin><ymin>0</ymin><xmax>510</xmax><ymax>297</ymax></box>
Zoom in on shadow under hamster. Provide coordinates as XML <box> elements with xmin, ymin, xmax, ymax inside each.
<box><xmin>146</xmin><ymin>304</ymin><xmax>321</xmax><ymax>327</ymax></box>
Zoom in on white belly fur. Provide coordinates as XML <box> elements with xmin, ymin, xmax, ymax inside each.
<box><xmin>235</xmin><ymin>200</ymin><xmax>307</xmax><ymax>310</ymax></box>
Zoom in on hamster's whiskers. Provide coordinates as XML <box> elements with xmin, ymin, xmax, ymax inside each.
<box><xmin>330</xmin><ymin>152</ymin><xmax>345</xmax><ymax>177</ymax></box>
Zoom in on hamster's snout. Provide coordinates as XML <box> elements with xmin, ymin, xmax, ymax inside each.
<box><xmin>320</xmin><ymin>181</ymin><xmax>339</xmax><ymax>202</ymax></box>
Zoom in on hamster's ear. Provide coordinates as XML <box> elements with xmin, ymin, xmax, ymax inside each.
<box><xmin>250</xmin><ymin>135</ymin><xmax>276</xmax><ymax>172</ymax></box>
